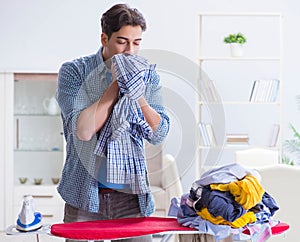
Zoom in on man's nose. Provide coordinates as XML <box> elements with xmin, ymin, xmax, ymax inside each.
<box><xmin>124</xmin><ymin>43</ymin><xmax>135</xmax><ymax>55</ymax></box>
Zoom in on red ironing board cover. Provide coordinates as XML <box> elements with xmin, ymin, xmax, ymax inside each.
<box><xmin>51</xmin><ymin>217</ymin><xmax>196</xmax><ymax>240</ymax></box>
<box><xmin>242</xmin><ymin>222</ymin><xmax>290</xmax><ymax>235</ymax></box>
<box><xmin>50</xmin><ymin>216</ymin><xmax>289</xmax><ymax>240</ymax></box>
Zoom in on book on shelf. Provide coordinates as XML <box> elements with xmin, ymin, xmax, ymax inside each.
<box><xmin>249</xmin><ymin>79</ymin><xmax>279</xmax><ymax>103</ymax></box>
<box><xmin>268</xmin><ymin>124</ymin><xmax>280</xmax><ymax>147</ymax></box>
<box><xmin>226</xmin><ymin>133</ymin><xmax>249</xmax><ymax>144</ymax></box>
<box><xmin>206</xmin><ymin>123</ymin><xmax>217</xmax><ymax>146</ymax></box>
<box><xmin>198</xmin><ymin>122</ymin><xmax>216</xmax><ymax>146</ymax></box>
<box><xmin>199</xmin><ymin>78</ymin><xmax>219</xmax><ymax>103</ymax></box>
<box><xmin>198</xmin><ymin>122</ymin><xmax>209</xmax><ymax>146</ymax></box>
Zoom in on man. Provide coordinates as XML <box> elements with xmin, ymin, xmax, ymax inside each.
<box><xmin>56</xmin><ymin>3</ymin><xmax>170</xmax><ymax>242</ymax></box>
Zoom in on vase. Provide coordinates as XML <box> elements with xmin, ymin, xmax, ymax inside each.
<box><xmin>230</xmin><ymin>43</ymin><xmax>244</xmax><ymax>57</ymax></box>
<box><xmin>43</xmin><ymin>96</ymin><xmax>60</xmax><ymax>115</ymax></box>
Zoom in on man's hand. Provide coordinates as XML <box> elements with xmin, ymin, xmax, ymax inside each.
<box><xmin>138</xmin><ymin>96</ymin><xmax>161</xmax><ymax>131</ymax></box>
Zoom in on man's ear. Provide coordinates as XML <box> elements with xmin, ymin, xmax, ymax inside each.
<box><xmin>101</xmin><ymin>33</ymin><xmax>108</xmax><ymax>46</ymax></box>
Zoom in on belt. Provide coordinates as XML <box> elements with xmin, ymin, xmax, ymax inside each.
<box><xmin>98</xmin><ymin>188</ymin><xmax>117</xmax><ymax>194</ymax></box>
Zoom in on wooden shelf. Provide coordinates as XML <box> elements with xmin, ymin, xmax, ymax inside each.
<box><xmin>14</xmin><ymin>72</ymin><xmax>58</xmax><ymax>81</ymax></box>
<box><xmin>197</xmin><ymin>13</ymin><xmax>282</xmax><ymax>172</ymax></box>
<box><xmin>198</xmin><ymin>57</ymin><xmax>280</xmax><ymax>61</ymax></box>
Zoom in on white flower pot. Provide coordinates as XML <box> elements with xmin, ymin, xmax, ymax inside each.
<box><xmin>230</xmin><ymin>43</ymin><xmax>244</xmax><ymax>57</ymax></box>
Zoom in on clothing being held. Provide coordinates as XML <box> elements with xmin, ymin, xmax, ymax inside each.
<box><xmin>113</xmin><ymin>53</ymin><xmax>156</xmax><ymax>100</ymax></box>
<box><xmin>94</xmin><ymin>54</ymin><xmax>157</xmax><ymax>194</ymax></box>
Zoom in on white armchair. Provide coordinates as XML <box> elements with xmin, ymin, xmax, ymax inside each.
<box><xmin>255</xmin><ymin>164</ymin><xmax>299</xmax><ymax>242</ymax></box>
<box><xmin>145</xmin><ymin>142</ymin><xmax>183</xmax><ymax>217</ymax></box>
<box><xmin>235</xmin><ymin>148</ymin><xmax>279</xmax><ymax>168</ymax></box>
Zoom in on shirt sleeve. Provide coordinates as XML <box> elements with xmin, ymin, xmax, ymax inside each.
<box><xmin>56</xmin><ymin>61</ymin><xmax>84</xmax><ymax>134</ymax></box>
<box><xmin>144</xmin><ymin>70</ymin><xmax>170</xmax><ymax>145</ymax></box>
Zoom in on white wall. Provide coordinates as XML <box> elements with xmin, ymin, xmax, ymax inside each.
<box><xmin>0</xmin><ymin>74</ymin><xmax>5</xmax><ymax>230</ymax></box>
<box><xmin>1</xmin><ymin>0</ymin><xmax>300</xmax><ymax>191</ymax></box>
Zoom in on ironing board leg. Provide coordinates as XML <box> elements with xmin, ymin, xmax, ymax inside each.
<box><xmin>160</xmin><ymin>234</ymin><xmax>173</xmax><ymax>242</ymax></box>
<box><xmin>36</xmin><ymin>234</ymin><xmax>40</xmax><ymax>242</ymax></box>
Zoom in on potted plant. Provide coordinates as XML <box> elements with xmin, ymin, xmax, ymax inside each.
<box><xmin>283</xmin><ymin>124</ymin><xmax>300</xmax><ymax>165</ymax></box>
<box><xmin>224</xmin><ymin>32</ymin><xmax>247</xmax><ymax>57</ymax></box>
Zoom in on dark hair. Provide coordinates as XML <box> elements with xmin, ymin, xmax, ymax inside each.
<box><xmin>101</xmin><ymin>4</ymin><xmax>147</xmax><ymax>39</ymax></box>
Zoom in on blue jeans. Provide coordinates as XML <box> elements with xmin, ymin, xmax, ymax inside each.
<box><xmin>63</xmin><ymin>190</ymin><xmax>152</xmax><ymax>242</ymax></box>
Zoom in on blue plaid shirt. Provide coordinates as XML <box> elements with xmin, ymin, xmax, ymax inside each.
<box><xmin>56</xmin><ymin>48</ymin><xmax>170</xmax><ymax>215</ymax></box>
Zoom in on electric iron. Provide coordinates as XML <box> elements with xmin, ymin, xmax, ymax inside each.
<box><xmin>16</xmin><ymin>195</ymin><xmax>42</xmax><ymax>232</ymax></box>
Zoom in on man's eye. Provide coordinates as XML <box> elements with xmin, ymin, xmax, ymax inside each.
<box><xmin>117</xmin><ymin>41</ymin><xmax>126</xmax><ymax>45</ymax></box>
<box><xmin>134</xmin><ymin>41</ymin><xmax>141</xmax><ymax>46</ymax></box>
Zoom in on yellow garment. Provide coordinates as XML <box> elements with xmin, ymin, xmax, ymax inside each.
<box><xmin>197</xmin><ymin>208</ymin><xmax>256</xmax><ymax>228</ymax></box>
<box><xmin>210</xmin><ymin>175</ymin><xmax>264</xmax><ymax>210</ymax></box>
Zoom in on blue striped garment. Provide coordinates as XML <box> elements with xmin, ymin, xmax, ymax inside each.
<box><xmin>94</xmin><ymin>54</ymin><xmax>156</xmax><ymax>194</ymax></box>
<box><xmin>113</xmin><ymin>53</ymin><xmax>155</xmax><ymax>100</ymax></box>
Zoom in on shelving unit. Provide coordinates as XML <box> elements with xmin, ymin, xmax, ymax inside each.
<box><xmin>2</xmin><ymin>72</ymin><xmax>64</xmax><ymax>233</ymax></box>
<box><xmin>197</xmin><ymin>13</ymin><xmax>283</xmax><ymax>170</ymax></box>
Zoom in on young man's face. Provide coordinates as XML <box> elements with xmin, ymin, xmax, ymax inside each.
<box><xmin>101</xmin><ymin>25</ymin><xmax>143</xmax><ymax>61</ymax></box>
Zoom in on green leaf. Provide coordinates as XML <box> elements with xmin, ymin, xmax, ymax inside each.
<box><xmin>290</xmin><ymin>123</ymin><xmax>300</xmax><ymax>140</ymax></box>
<box><xmin>223</xmin><ymin>33</ymin><xmax>246</xmax><ymax>44</ymax></box>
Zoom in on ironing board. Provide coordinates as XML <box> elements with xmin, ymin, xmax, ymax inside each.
<box><xmin>50</xmin><ymin>217</ymin><xmax>289</xmax><ymax>241</ymax></box>
<box><xmin>51</xmin><ymin>217</ymin><xmax>196</xmax><ymax>240</ymax></box>
<box><xmin>6</xmin><ymin>216</ymin><xmax>290</xmax><ymax>242</ymax></box>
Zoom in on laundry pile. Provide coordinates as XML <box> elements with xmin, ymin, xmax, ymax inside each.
<box><xmin>169</xmin><ymin>163</ymin><xmax>280</xmax><ymax>241</ymax></box>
